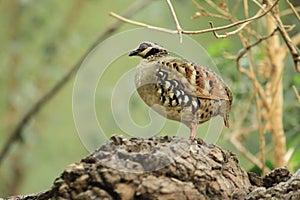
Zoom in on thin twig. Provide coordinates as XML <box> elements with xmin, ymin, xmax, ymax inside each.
<box><xmin>230</xmin><ymin>134</ymin><xmax>266</xmax><ymax>170</ymax></box>
<box><xmin>0</xmin><ymin>0</ymin><xmax>153</xmax><ymax>165</ymax></box>
<box><xmin>190</xmin><ymin>1</ymin><xmax>277</xmax><ymax>34</ymax></box>
<box><xmin>278</xmin><ymin>25</ymin><xmax>300</xmax><ymax>72</ymax></box>
<box><xmin>252</xmin><ymin>0</ymin><xmax>267</xmax><ymax>11</ymax></box>
<box><xmin>262</xmin><ymin>72</ymin><xmax>285</xmax><ymax>134</ymax></box>
<box><xmin>109</xmin><ymin>12</ymin><xmax>177</xmax><ymax>34</ymax></box>
<box><xmin>250</xmin><ymin>48</ymin><xmax>266</xmax><ymax>175</ymax></box>
<box><xmin>209</xmin><ymin>18</ymin><xmax>250</xmax><ymax>38</ymax></box>
<box><xmin>232</xmin><ymin>0</ymin><xmax>242</xmax><ymax>16</ymax></box>
<box><xmin>236</xmin><ymin>28</ymin><xmax>279</xmax><ymax>64</ymax></box>
<box><xmin>266</xmin><ymin>0</ymin><xmax>300</xmax><ymax>72</ymax></box>
<box><xmin>284</xmin><ymin>32</ymin><xmax>300</xmax><ymax>55</ymax></box>
<box><xmin>241</xmin><ymin>0</ymin><xmax>266</xmax><ymax>175</ymax></box>
<box><xmin>166</xmin><ymin>0</ymin><xmax>183</xmax><ymax>43</ymax></box>
<box><xmin>292</xmin><ymin>85</ymin><xmax>300</xmax><ymax>102</ymax></box>
<box><xmin>280</xmin><ymin>6</ymin><xmax>300</xmax><ymax>17</ymax></box>
<box><xmin>237</xmin><ymin>28</ymin><xmax>279</xmax><ymax>111</ymax></box>
<box><xmin>229</xmin><ymin>97</ymin><xmax>270</xmax><ymax>171</ymax></box>
<box><xmin>244</xmin><ymin>0</ymin><xmax>249</xmax><ymax>19</ymax></box>
<box><xmin>245</xmin><ymin>21</ymin><xmax>266</xmax><ymax>173</ymax></box>
<box><xmin>204</xmin><ymin>0</ymin><xmax>231</xmax><ymax>18</ymax></box>
<box><xmin>191</xmin><ymin>0</ymin><xmax>229</xmax><ymax>20</ymax></box>
<box><xmin>285</xmin><ymin>0</ymin><xmax>300</xmax><ymax>20</ymax></box>
<box><xmin>110</xmin><ymin>0</ymin><xmax>279</xmax><ymax>38</ymax></box>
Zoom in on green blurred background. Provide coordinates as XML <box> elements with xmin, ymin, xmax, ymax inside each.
<box><xmin>0</xmin><ymin>0</ymin><xmax>299</xmax><ymax>197</ymax></box>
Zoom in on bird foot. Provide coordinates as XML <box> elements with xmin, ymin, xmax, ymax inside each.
<box><xmin>189</xmin><ymin>134</ymin><xmax>196</xmax><ymax>140</ymax></box>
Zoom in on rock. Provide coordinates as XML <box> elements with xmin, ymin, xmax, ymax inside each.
<box><xmin>245</xmin><ymin>167</ymin><xmax>300</xmax><ymax>200</ymax></box>
<box><xmin>50</xmin><ymin>135</ymin><xmax>251</xmax><ymax>199</ymax></box>
<box><xmin>7</xmin><ymin>135</ymin><xmax>300</xmax><ymax>200</ymax></box>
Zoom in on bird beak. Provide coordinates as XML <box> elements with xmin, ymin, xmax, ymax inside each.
<box><xmin>129</xmin><ymin>49</ymin><xmax>139</xmax><ymax>56</ymax></box>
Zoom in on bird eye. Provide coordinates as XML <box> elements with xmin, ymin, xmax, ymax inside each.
<box><xmin>139</xmin><ymin>43</ymin><xmax>150</xmax><ymax>51</ymax></box>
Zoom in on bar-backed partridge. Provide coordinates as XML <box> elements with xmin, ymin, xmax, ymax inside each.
<box><xmin>129</xmin><ymin>42</ymin><xmax>233</xmax><ymax>140</ymax></box>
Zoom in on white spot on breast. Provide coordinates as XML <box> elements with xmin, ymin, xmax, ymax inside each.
<box><xmin>184</xmin><ymin>95</ymin><xmax>189</xmax><ymax>104</ymax></box>
<box><xmin>158</xmin><ymin>71</ymin><xmax>163</xmax><ymax>77</ymax></box>
<box><xmin>178</xmin><ymin>98</ymin><xmax>182</xmax><ymax>104</ymax></box>
<box><xmin>165</xmin><ymin>81</ymin><xmax>171</xmax><ymax>88</ymax></box>
<box><xmin>192</xmin><ymin>101</ymin><xmax>198</xmax><ymax>108</ymax></box>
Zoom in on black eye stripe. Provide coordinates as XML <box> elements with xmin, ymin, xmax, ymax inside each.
<box><xmin>143</xmin><ymin>48</ymin><xmax>159</xmax><ymax>58</ymax></box>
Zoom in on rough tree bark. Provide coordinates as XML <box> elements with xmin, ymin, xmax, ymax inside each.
<box><xmin>6</xmin><ymin>135</ymin><xmax>300</xmax><ymax>200</ymax></box>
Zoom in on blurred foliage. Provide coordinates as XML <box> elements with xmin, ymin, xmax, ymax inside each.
<box><xmin>0</xmin><ymin>0</ymin><xmax>299</xmax><ymax>197</ymax></box>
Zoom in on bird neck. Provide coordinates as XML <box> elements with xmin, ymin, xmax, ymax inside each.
<box><xmin>145</xmin><ymin>51</ymin><xmax>169</xmax><ymax>61</ymax></box>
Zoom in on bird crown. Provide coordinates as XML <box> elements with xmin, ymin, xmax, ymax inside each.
<box><xmin>129</xmin><ymin>41</ymin><xmax>168</xmax><ymax>59</ymax></box>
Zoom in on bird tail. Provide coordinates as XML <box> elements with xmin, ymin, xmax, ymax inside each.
<box><xmin>223</xmin><ymin>114</ymin><xmax>230</xmax><ymax>128</ymax></box>
<box><xmin>220</xmin><ymin>100</ymin><xmax>231</xmax><ymax>128</ymax></box>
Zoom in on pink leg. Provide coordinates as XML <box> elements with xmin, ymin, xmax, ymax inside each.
<box><xmin>189</xmin><ymin>124</ymin><xmax>198</xmax><ymax>140</ymax></box>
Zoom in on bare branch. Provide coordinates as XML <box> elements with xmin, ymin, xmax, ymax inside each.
<box><xmin>291</xmin><ymin>32</ymin><xmax>300</xmax><ymax>46</ymax></box>
<box><xmin>266</xmin><ymin>0</ymin><xmax>300</xmax><ymax>72</ymax></box>
<box><xmin>204</xmin><ymin>0</ymin><xmax>231</xmax><ymax>18</ymax></box>
<box><xmin>110</xmin><ymin>0</ymin><xmax>279</xmax><ymax>38</ymax></box>
<box><xmin>278</xmin><ymin>26</ymin><xmax>300</xmax><ymax>72</ymax></box>
<box><xmin>229</xmin><ymin>96</ymin><xmax>270</xmax><ymax>171</ymax></box>
<box><xmin>230</xmin><ymin>134</ymin><xmax>266</xmax><ymax>170</ymax></box>
<box><xmin>236</xmin><ymin>28</ymin><xmax>279</xmax><ymax>111</ymax></box>
<box><xmin>109</xmin><ymin>12</ymin><xmax>177</xmax><ymax>34</ymax></box>
<box><xmin>166</xmin><ymin>0</ymin><xmax>183</xmax><ymax>43</ymax></box>
<box><xmin>292</xmin><ymin>85</ymin><xmax>300</xmax><ymax>102</ymax></box>
<box><xmin>191</xmin><ymin>0</ymin><xmax>229</xmax><ymax>20</ymax></box>
<box><xmin>280</xmin><ymin>6</ymin><xmax>300</xmax><ymax>17</ymax></box>
<box><xmin>245</xmin><ymin>33</ymin><xmax>267</xmax><ymax>174</ymax></box>
<box><xmin>252</xmin><ymin>57</ymin><xmax>266</xmax><ymax>175</ymax></box>
<box><xmin>176</xmin><ymin>0</ymin><xmax>278</xmax><ymax>35</ymax></box>
<box><xmin>236</xmin><ymin>28</ymin><xmax>279</xmax><ymax>62</ymax></box>
<box><xmin>285</xmin><ymin>0</ymin><xmax>300</xmax><ymax>20</ymax></box>
<box><xmin>209</xmin><ymin>19</ymin><xmax>250</xmax><ymax>38</ymax></box>
<box><xmin>243</xmin><ymin>0</ymin><xmax>249</xmax><ymax>18</ymax></box>
<box><xmin>262</xmin><ymin>71</ymin><xmax>286</xmax><ymax>136</ymax></box>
